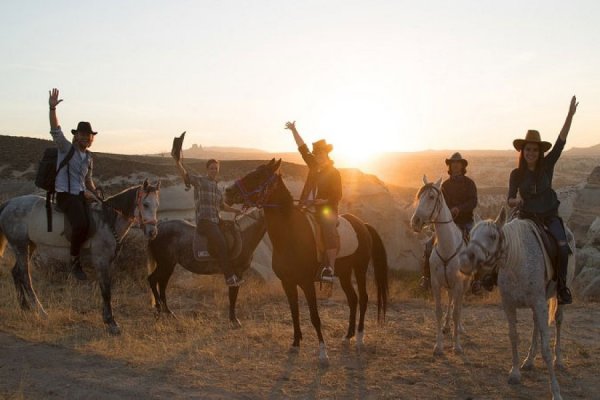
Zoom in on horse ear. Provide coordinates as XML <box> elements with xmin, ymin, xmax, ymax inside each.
<box><xmin>434</xmin><ymin>177</ymin><xmax>442</xmax><ymax>189</ymax></box>
<box><xmin>267</xmin><ymin>158</ymin><xmax>275</xmax><ymax>166</ymax></box>
<box><xmin>495</xmin><ymin>207</ymin><xmax>507</xmax><ymax>227</ymax></box>
<box><xmin>143</xmin><ymin>179</ymin><xmax>149</xmax><ymax>190</ymax></box>
<box><xmin>273</xmin><ymin>158</ymin><xmax>282</xmax><ymax>172</ymax></box>
<box><xmin>422</xmin><ymin>175</ymin><xmax>428</xmax><ymax>185</ymax></box>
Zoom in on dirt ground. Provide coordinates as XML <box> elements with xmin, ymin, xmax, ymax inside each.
<box><xmin>0</xmin><ymin>268</ymin><xmax>599</xmax><ymax>400</ymax></box>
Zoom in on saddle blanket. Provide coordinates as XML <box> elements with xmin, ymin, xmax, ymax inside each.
<box><xmin>305</xmin><ymin>213</ymin><xmax>359</xmax><ymax>261</ymax></box>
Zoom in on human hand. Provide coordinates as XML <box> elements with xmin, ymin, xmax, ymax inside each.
<box><xmin>284</xmin><ymin>121</ymin><xmax>297</xmax><ymax>132</ymax></box>
<box><xmin>48</xmin><ymin>88</ymin><xmax>63</xmax><ymax>109</ymax></box>
<box><xmin>568</xmin><ymin>95</ymin><xmax>578</xmax><ymax>116</ymax></box>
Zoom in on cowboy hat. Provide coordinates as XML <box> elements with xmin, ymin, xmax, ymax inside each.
<box><xmin>445</xmin><ymin>152</ymin><xmax>468</xmax><ymax>167</ymax></box>
<box><xmin>513</xmin><ymin>130</ymin><xmax>551</xmax><ymax>152</ymax></box>
<box><xmin>312</xmin><ymin>139</ymin><xmax>333</xmax><ymax>154</ymax></box>
<box><xmin>71</xmin><ymin>121</ymin><xmax>97</xmax><ymax>135</ymax></box>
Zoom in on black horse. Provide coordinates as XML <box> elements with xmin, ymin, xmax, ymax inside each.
<box><xmin>147</xmin><ymin>207</ymin><xmax>265</xmax><ymax>327</ymax></box>
<box><xmin>225</xmin><ymin>159</ymin><xmax>388</xmax><ymax>365</ymax></box>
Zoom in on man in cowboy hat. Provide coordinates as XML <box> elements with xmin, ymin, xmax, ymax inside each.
<box><xmin>285</xmin><ymin>121</ymin><xmax>342</xmax><ymax>283</ymax></box>
<box><xmin>506</xmin><ymin>95</ymin><xmax>579</xmax><ymax>305</ymax></box>
<box><xmin>48</xmin><ymin>88</ymin><xmax>100</xmax><ymax>280</ymax></box>
<box><xmin>420</xmin><ymin>152</ymin><xmax>479</xmax><ymax>292</ymax></box>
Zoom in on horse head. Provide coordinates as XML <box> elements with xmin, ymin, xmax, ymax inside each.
<box><xmin>225</xmin><ymin>158</ymin><xmax>282</xmax><ymax>208</ymax></box>
<box><xmin>458</xmin><ymin>207</ymin><xmax>506</xmax><ymax>275</ymax></box>
<box><xmin>410</xmin><ymin>175</ymin><xmax>444</xmax><ymax>232</ymax></box>
<box><xmin>137</xmin><ymin>179</ymin><xmax>161</xmax><ymax>240</ymax></box>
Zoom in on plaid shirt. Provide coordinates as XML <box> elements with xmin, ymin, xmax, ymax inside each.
<box><xmin>190</xmin><ymin>174</ymin><xmax>224</xmax><ymax>224</ymax></box>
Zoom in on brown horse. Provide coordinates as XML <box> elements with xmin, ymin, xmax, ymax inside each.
<box><xmin>224</xmin><ymin>159</ymin><xmax>388</xmax><ymax>365</ymax></box>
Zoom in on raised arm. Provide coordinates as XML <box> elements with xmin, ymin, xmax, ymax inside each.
<box><xmin>174</xmin><ymin>159</ymin><xmax>192</xmax><ymax>189</ymax></box>
<box><xmin>559</xmin><ymin>95</ymin><xmax>578</xmax><ymax>141</ymax></box>
<box><xmin>49</xmin><ymin>88</ymin><xmax>63</xmax><ymax>130</ymax></box>
<box><xmin>284</xmin><ymin>121</ymin><xmax>306</xmax><ymax>148</ymax></box>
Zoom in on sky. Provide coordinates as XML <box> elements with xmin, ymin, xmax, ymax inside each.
<box><xmin>1</xmin><ymin>0</ymin><xmax>599</xmax><ymax>167</ymax></box>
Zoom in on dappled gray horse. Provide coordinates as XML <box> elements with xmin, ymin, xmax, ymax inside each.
<box><xmin>411</xmin><ymin>176</ymin><xmax>470</xmax><ymax>355</ymax></box>
<box><xmin>459</xmin><ymin>208</ymin><xmax>575</xmax><ymax>400</ymax></box>
<box><xmin>147</xmin><ymin>207</ymin><xmax>266</xmax><ymax>327</ymax></box>
<box><xmin>0</xmin><ymin>180</ymin><xmax>160</xmax><ymax>334</ymax></box>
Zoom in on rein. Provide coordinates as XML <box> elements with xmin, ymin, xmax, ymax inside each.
<box><xmin>465</xmin><ymin>225</ymin><xmax>506</xmax><ymax>276</ymax></box>
<box><xmin>433</xmin><ymin>240</ymin><xmax>465</xmax><ymax>288</ymax></box>
<box><xmin>235</xmin><ymin>173</ymin><xmax>280</xmax><ymax>210</ymax></box>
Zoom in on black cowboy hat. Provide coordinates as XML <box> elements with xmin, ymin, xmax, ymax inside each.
<box><xmin>312</xmin><ymin>139</ymin><xmax>333</xmax><ymax>154</ymax></box>
<box><xmin>71</xmin><ymin>121</ymin><xmax>97</xmax><ymax>135</ymax></box>
<box><xmin>513</xmin><ymin>130</ymin><xmax>552</xmax><ymax>152</ymax></box>
<box><xmin>445</xmin><ymin>152</ymin><xmax>468</xmax><ymax>167</ymax></box>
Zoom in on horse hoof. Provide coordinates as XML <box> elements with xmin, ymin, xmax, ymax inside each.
<box><xmin>319</xmin><ymin>354</ymin><xmax>330</xmax><ymax>368</ymax></box>
<box><xmin>454</xmin><ymin>345</ymin><xmax>463</xmax><ymax>354</ymax></box>
<box><xmin>521</xmin><ymin>361</ymin><xmax>534</xmax><ymax>371</ymax></box>
<box><xmin>508</xmin><ymin>373</ymin><xmax>521</xmax><ymax>385</ymax></box>
<box><xmin>433</xmin><ymin>346</ymin><xmax>444</xmax><ymax>357</ymax></box>
<box><xmin>442</xmin><ymin>327</ymin><xmax>450</xmax><ymax>335</ymax></box>
<box><xmin>230</xmin><ymin>318</ymin><xmax>242</xmax><ymax>329</ymax></box>
<box><xmin>107</xmin><ymin>324</ymin><xmax>121</xmax><ymax>336</ymax></box>
<box><xmin>553</xmin><ymin>361</ymin><xmax>566</xmax><ymax>371</ymax></box>
<box><xmin>289</xmin><ymin>346</ymin><xmax>300</xmax><ymax>354</ymax></box>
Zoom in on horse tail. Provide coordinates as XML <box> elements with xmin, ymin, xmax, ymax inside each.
<box><xmin>365</xmin><ymin>223</ymin><xmax>389</xmax><ymax>322</ymax></box>
<box><xmin>0</xmin><ymin>201</ymin><xmax>8</xmax><ymax>258</ymax></box>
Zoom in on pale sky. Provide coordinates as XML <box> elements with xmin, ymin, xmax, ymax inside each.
<box><xmin>1</xmin><ymin>0</ymin><xmax>599</xmax><ymax>166</ymax></box>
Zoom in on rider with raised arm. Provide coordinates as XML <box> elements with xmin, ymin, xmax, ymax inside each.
<box><xmin>171</xmin><ymin>146</ymin><xmax>243</xmax><ymax>287</ymax></box>
<box><xmin>48</xmin><ymin>88</ymin><xmax>99</xmax><ymax>281</ymax></box>
<box><xmin>284</xmin><ymin>121</ymin><xmax>342</xmax><ymax>283</ymax></box>
<box><xmin>507</xmin><ymin>96</ymin><xmax>578</xmax><ymax>305</ymax></box>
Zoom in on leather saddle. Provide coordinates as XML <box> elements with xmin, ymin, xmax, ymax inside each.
<box><xmin>301</xmin><ymin>208</ymin><xmax>340</xmax><ymax>264</ymax></box>
<box><xmin>192</xmin><ymin>220</ymin><xmax>243</xmax><ymax>262</ymax></box>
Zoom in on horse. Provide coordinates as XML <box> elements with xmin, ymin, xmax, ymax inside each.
<box><xmin>146</xmin><ymin>207</ymin><xmax>266</xmax><ymax>327</ymax></box>
<box><xmin>224</xmin><ymin>159</ymin><xmax>389</xmax><ymax>365</ymax></box>
<box><xmin>410</xmin><ymin>176</ymin><xmax>470</xmax><ymax>356</ymax></box>
<box><xmin>458</xmin><ymin>207</ymin><xmax>575</xmax><ymax>400</ymax></box>
<box><xmin>0</xmin><ymin>180</ymin><xmax>160</xmax><ymax>335</ymax></box>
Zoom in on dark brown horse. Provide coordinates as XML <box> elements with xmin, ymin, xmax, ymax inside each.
<box><xmin>146</xmin><ymin>207</ymin><xmax>265</xmax><ymax>327</ymax></box>
<box><xmin>225</xmin><ymin>159</ymin><xmax>388</xmax><ymax>365</ymax></box>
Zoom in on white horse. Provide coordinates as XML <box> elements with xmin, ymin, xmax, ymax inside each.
<box><xmin>411</xmin><ymin>176</ymin><xmax>470</xmax><ymax>355</ymax></box>
<box><xmin>458</xmin><ymin>207</ymin><xmax>575</xmax><ymax>400</ymax></box>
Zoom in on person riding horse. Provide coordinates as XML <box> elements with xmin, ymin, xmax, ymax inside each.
<box><xmin>171</xmin><ymin>138</ymin><xmax>243</xmax><ymax>287</ymax></box>
<box><xmin>420</xmin><ymin>152</ymin><xmax>479</xmax><ymax>293</ymax></box>
<box><xmin>505</xmin><ymin>96</ymin><xmax>578</xmax><ymax>305</ymax></box>
<box><xmin>284</xmin><ymin>121</ymin><xmax>342</xmax><ymax>283</ymax></box>
<box><xmin>48</xmin><ymin>88</ymin><xmax>101</xmax><ymax>281</ymax></box>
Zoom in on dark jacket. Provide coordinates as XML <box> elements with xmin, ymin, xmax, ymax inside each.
<box><xmin>298</xmin><ymin>144</ymin><xmax>342</xmax><ymax>213</ymax></box>
<box><xmin>508</xmin><ymin>136</ymin><xmax>565</xmax><ymax>217</ymax></box>
<box><xmin>442</xmin><ymin>175</ymin><xmax>478</xmax><ymax>225</ymax></box>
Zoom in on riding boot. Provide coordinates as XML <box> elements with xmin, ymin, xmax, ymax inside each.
<box><xmin>556</xmin><ymin>245</ymin><xmax>572</xmax><ymax>305</ymax></box>
<box><xmin>70</xmin><ymin>256</ymin><xmax>87</xmax><ymax>281</ymax></box>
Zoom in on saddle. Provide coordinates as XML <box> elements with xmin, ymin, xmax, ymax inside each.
<box><xmin>520</xmin><ymin>217</ymin><xmax>559</xmax><ymax>281</ymax></box>
<box><xmin>192</xmin><ymin>219</ymin><xmax>242</xmax><ymax>262</ymax></box>
<box><xmin>301</xmin><ymin>209</ymin><xmax>359</xmax><ymax>265</ymax></box>
<box><xmin>28</xmin><ymin>200</ymin><xmax>95</xmax><ymax>248</ymax></box>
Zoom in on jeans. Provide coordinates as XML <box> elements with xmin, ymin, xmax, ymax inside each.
<box><xmin>56</xmin><ymin>192</ymin><xmax>89</xmax><ymax>257</ymax></box>
<box><xmin>196</xmin><ymin>220</ymin><xmax>233</xmax><ymax>278</ymax></box>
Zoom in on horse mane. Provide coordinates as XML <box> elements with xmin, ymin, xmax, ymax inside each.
<box><xmin>274</xmin><ymin>174</ymin><xmax>294</xmax><ymax>212</ymax></box>
<box><xmin>104</xmin><ymin>185</ymin><xmax>141</xmax><ymax>219</ymax></box>
<box><xmin>501</xmin><ymin>218</ymin><xmax>529</xmax><ymax>268</ymax></box>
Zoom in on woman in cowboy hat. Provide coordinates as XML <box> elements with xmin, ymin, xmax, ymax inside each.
<box><xmin>507</xmin><ymin>95</ymin><xmax>578</xmax><ymax>304</ymax></box>
<box><xmin>48</xmin><ymin>88</ymin><xmax>100</xmax><ymax>281</ymax></box>
<box><xmin>285</xmin><ymin>121</ymin><xmax>342</xmax><ymax>283</ymax></box>
<box><xmin>420</xmin><ymin>152</ymin><xmax>479</xmax><ymax>292</ymax></box>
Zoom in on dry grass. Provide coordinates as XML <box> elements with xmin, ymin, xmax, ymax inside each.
<box><xmin>0</xmin><ymin>253</ymin><xmax>599</xmax><ymax>399</ymax></box>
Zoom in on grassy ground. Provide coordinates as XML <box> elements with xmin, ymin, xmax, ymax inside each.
<box><xmin>0</xmin><ymin>252</ymin><xmax>598</xmax><ymax>399</ymax></box>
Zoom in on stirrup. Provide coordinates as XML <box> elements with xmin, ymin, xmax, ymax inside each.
<box><xmin>226</xmin><ymin>274</ymin><xmax>244</xmax><ymax>287</ymax></box>
<box><xmin>557</xmin><ymin>287</ymin><xmax>572</xmax><ymax>305</ymax></box>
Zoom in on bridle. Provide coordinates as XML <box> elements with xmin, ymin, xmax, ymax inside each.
<box><xmin>133</xmin><ymin>187</ymin><xmax>158</xmax><ymax>230</ymax></box>
<box><xmin>234</xmin><ymin>172</ymin><xmax>280</xmax><ymax>209</ymax></box>
<box><xmin>417</xmin><ymin>184</ymin><xmax>454</xmax><ymax>225</ymax></box>
<box><xmin>462</xmin><ymin>223</ymin><xmax>506</xmax><ymax>274</ymax></box>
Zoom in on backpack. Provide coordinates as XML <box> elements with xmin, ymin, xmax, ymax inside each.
<box><xmin>35</xmin><ymin>146</ymin><xmax>75</xmax><ymax>193</ymax></box>
<box><xmin>35</xmin><ymin>146</ymin><xmax>76</xmax><ymax>232</ymax></box>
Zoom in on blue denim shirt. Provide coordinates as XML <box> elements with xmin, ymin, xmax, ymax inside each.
<box><xmin>50</xmin><ymin>127</ymin><xmax>93</xmax><ymax>194</ymax></box>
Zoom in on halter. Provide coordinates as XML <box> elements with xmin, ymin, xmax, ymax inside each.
<box><xmin>417</xmin><ymin>184</ymin><xmax>454</xmax><ymax>225</ymax></box>
<box><xmin>234</xmin><ymin>172</ymin><xmax>280</xmax><ymax>209</ymax></box>
<box><xmin>134</xmin><ymin>187</ymin><xmax>158</xmax><ymax>230</ymax></box>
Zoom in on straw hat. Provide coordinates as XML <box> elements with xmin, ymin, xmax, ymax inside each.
<box><xmin>312</xmin><ymin>139</ymin><xmax>333</xmax><ymax>154</ymax></box>
<box><xmin>513</xmin><ymin>130</ymin><xmax>551</xmax><ymax>152</ymax></box>
<box><xmin>445</xmin><ymin>152</ymin><xmax>468</xmax><ymax>167</ymax></box>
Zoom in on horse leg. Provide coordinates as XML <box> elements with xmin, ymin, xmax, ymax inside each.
<box><xmin>98</xmin><ymin>265</ymin><xmax>120</xmax><ymax>335</ymax></box>
<box><xmin>443</xmin><ymin>292</ymin><xmax>453</xmax><ymax>335</ymax></box>
<box><xmin>147</xmin><ymin>267</ymin><xmax>162</xmax><ymax>314</ymax></box>
<box><xmin>554</xmin><ymin>305</ymin><xmax>565</xmax><ymax>370</ymax></box>
<box><xmin>452</xmin><ymin>288</ymin><xmax>464</xmax><ymax>354</ymax></box>
<box><xmin>355</xmin><ymin>265</ymin><xmax>369</xmax><ymax>347</ymax></box>
<box><xmin>338</xmin><ymin>268</ymin><xmax>357</xmax><ymax>343</ymax></box>
<box><xmin>522</xmin><ymin>313</ymin><xmax>539</xmax><ymax>370</ymax></box>
<box><xmin>281</xmin><ymin>280</ymin><xmax>302</xmax><ymax>349</ymax></box>
<box><xmin>156</xmin><ymin>265</ymin><xmax>176</xmax><ymax>317</ymax></box>
<box><xmin>533</xmin><ymin>304</ymin><xmax>562</xmax><ymax>400</ymax></box>
<box><xmin>11</xmin><ymin>244</ymin><xmax>46</xmax><ymax>317</ymax></box>
<box><xmin>505</xmin><ymin>305</ymin><xmax>521</xmax><ymax>384</ymax></box>
<box><xmin>300</xmin><ymin>282</ymin><xmax>329</xmax><ymax>366</ymax></box>
<box><xmin>228</xmin><ymin>286</ymin><xmax>241</xmax><ymax>329</ymax></box>
<box><xmin>432</xmin><ymin>285</ymin><xmax>444</xmax><ymax>356</ymax></box>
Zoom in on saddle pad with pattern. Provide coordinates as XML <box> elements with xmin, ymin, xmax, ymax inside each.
<box><xmin>522</xmin><ymin>219</ymin><xmax>556</xmax><ymax>282</ymax></box>
<box><xmin>192</xmin><ymin>220</ymin><xmax>242</xmax><ymax>262</ymax></box>
<box><xmin>304</xmin><ymin>213</ymin><xmax>359</xmax><ymax>262</ymax></box>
